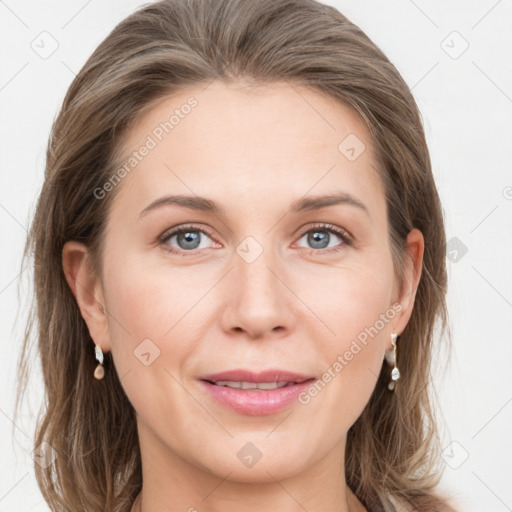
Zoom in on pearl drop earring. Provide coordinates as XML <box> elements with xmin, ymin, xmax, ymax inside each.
<box><xmin>385</xmin><ymin>333</ymin><xmax>400</xmax><ymax>391</ymax></box>
<box><xmin>94</xmin><ymin>344</ymin><xmax>105</xmax><ymax>380</ymax></box>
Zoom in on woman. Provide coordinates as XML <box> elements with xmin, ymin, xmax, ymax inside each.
<box><xmin>16</xmin><ymin>0</ymin><xmax>457</xmax><ymax>510</ymax></box>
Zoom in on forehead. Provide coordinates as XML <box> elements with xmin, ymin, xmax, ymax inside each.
<box><xmin>110</xmin><ymin>81</ymin><xmax>385</xmax><ymax>222</ymax></box>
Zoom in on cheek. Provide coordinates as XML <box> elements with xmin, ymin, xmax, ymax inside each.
<box><xmin>297</xmin><ymin>260</ymin><xmax>394</xmax><ymax>417</ymax></box>
<box><xmin>100</xmin><ymin>255</ymin><xmax>160</xmax><ymax>370</ymax></box>
<box><xmin>299</xmin><ymin>256</ymin><xmax>395</xmax><ymax>348</ymax></box>
<box><xmin>100</xmin><ymin>255</ymin><xmax>203</xmax><ymax>421</ymax></box>
<box><xmin>101</xmin><ymin>253</ymin><xmax>213</xmax><ymax>369</ymax></box>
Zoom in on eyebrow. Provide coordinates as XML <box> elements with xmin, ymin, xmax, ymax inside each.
<box><xmin>289</xmin><ymin>193</ymin><xmax>368</xmax><ymax>215</ymax></box>
<box><xmin>139</xmin><ymin>192</ymin><xmax>369</xmax><ymax>218</ymax></box>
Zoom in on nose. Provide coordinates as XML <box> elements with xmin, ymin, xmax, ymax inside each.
<box><xmin>220</xmin><ymin>240</ymin><xmax>294</xmax><ymax>340</ymax></box>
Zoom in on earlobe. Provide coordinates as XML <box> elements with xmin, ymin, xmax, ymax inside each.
<box><xmin>62</xmin><ymin>241</ymin><xmax>111</xmax><ymax>352</ymax></box>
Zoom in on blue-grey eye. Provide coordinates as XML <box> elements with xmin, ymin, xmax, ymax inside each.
<box><xmin>296</xmin><ymin>227</ymin><xmax>346</xmax><ymax>251</ymax></box>
<box><xmin>307</xmin><ymin>230</ymin><xmax>330</xmax><ymax>249</ymax></box>
<box><xmin>162</xmin><ymin>228</ymin><xmax>214</xmax><ymax>252</ymax></box>
<box><xmin>175</xmin><ymin>230</ymin><xmax>201</xmax><ymax>250</ymax></box>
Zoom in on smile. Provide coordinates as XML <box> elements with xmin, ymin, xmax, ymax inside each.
<box><xmin>198</xmin><ymin>369</ymin><xmax>316</xmax><ymax>415</ymax></box>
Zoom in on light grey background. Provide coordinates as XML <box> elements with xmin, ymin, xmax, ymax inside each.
<box><xmin>1</xmin><ymin>1</ymin><xmax>511</xmax><ymax>510</ymax></box>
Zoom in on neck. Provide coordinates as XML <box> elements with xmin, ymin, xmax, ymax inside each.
<box><xmin>130</xmin><ymin>422</ymin><xmax>366</xmax><ymax>512</ymax></box>
<box><xmin>132</xmin><ymin>488</ymin><xmax>365</xmax><ymax>512</ymax></box>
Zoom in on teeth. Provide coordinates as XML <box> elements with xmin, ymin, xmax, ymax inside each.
<box><xmin>214</xmin><ymin>380</ymin><xmax>291</xmax><ymax>390</ymax></box>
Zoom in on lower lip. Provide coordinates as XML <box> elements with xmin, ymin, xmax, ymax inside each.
<box><xmin>199</xmin><ymin>380</ymin><xmax>315</xmax><ymax>416</ymax></box>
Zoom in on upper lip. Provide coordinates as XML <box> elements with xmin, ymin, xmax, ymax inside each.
<box><xmin>199</xmin><ymin>369</ymin><xmax>314</xmax><ymax>384</ymax></box>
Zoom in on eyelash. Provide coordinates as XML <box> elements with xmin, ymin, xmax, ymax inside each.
<box><xmin>158</xmin><ymin>223</ymin><xmax>352</xmax><ymax>257</ymax></box>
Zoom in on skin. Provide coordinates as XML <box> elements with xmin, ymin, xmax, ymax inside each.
<box><xmin>63</xmin><ymin>81</ymin><xmax>423</xmax><ymax>512</ymax></box>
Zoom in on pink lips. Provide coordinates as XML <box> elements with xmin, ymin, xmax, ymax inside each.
<box><xmin>198</xmin><ymin>369</ymin><xmax>315</xmax><ymax>416</ymax></box>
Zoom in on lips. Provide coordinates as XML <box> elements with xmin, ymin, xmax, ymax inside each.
<box><xmin>199</xmin><ymin>369</ymin><xmax>313</xmax><ymax>385</ymax></box>
<box><xmin>198</xmin><ymin>369</ymin><xmax>316</xmax><ymax>415</ymax></box>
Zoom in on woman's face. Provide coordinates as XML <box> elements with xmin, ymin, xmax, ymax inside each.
<box><xmin>68</xmin><ymin>81</ymin><xmax>422</xmax><ymax>486</ymax></box>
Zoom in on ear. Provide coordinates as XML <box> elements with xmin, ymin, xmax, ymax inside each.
<box><xmin>62</xmin><ymin>241</ymin><xmax>111</xmax><ymax>353</ymax></box>
<box><xmin>389</xmin><ymin>228</ymin><xmax>424</xmax><ymax>346</ymax></box>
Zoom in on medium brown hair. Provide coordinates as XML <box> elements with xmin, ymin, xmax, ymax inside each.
<box><xmin>16</xmin><ymin>0</ymin><xmax>454</xmax><ymax>510</ymax></box>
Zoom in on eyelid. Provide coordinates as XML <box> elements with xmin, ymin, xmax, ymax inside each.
<box><xmin>158</xmin><ymin>223</ymin><xmax>217</xmax><ymax>242</ymax></box>
<box><xmin>295</xmin><ymin>222</ymin><xmax>352</xmax><ymax>242</ymax></box>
